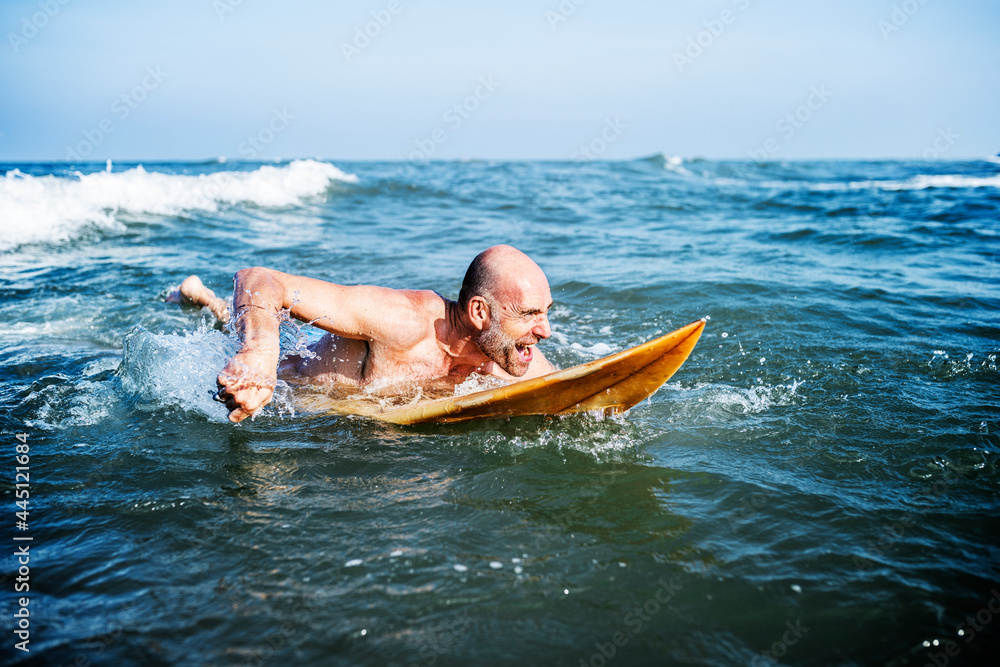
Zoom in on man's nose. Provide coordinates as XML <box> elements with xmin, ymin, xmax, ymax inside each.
<box><xmin>533</xmin><ymin>315</ymin><xmax>551</xmax><ymax>340</ymax></box>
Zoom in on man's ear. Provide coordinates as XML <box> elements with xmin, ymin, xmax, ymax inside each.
<box><xmin>468</xmin><ymin>296</ymin><xmax>490</xmax><ymax>330</ymax></box>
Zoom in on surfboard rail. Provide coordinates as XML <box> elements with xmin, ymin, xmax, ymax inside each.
<box><xmin>369</xmin><ymin>318</ymin><xmax>706</xmax><ymax>425</ymax></box>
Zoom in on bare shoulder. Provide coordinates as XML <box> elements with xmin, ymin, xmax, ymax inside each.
<box><xmin>400</xmin><ymin>289</ymin><xmax>448</xmax><ymax>312</ymax></box>
<box><xmin>375</xmin><ymin>289</ymin><xmax>447</xmax><ymax>350</ymax></box>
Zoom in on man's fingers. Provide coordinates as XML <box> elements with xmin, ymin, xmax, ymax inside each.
<box><xmin>216</xmin><ymin>365</ymin><xmax>276</xmax><ymax>424</ymax></box>
<box><xmin>217</xmin><ymin>370</ymin><xmax>239</xmax><ymax>389</ymax></box>
<box><xmin>216</xmin><ymin>384</ymin><xmax>272</xmax><ymax>423</ymax></box>
<box><xmin>228</xmin><ymin>391</ymin><xmax>273</xmax><ymax>423</ymax></box>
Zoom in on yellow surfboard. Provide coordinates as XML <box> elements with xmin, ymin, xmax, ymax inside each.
<box><xmin>342</xmin><ymin>318</ymin><xmax>705</xmax><ymax>425</ymax></box>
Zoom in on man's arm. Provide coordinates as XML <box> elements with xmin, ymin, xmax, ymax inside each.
<box><xmin>213</xmin><ymin>269</ymin><xmax>283</xmax><ymax>423</ymax></box>
<box><xmin>216</xmin><ymin>267</ymin><xmax>424</xmax><ymax>423</ymax></box>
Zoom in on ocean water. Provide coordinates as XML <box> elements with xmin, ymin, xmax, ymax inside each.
<box><xmin>1</xmin><ymin>156</ymin><xmax>998</xmax><ymax>666</ymax></box>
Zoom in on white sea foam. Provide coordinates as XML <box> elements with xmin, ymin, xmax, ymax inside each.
<box><xmin>772</xmin><ymin>173</ymin><xmax>1000</xmax><ymax>192</ymax></box>
<box><xmin>0</xmin><ymin>159</ymin><xmax>357</xmax><ymax>251</ymax></box>
<box><xmin>569</xmin><ymin>341</ymin><xmax>617</xmax><ymax>356</ymax></box>
<box><xmin>661</xmin><ymin>154</ymin><xmax>692</xmax><ymax>176</ymax></box>
<box><xmin>636</xmin><ymin>153</ymin><xmax>694</xmax><ymax>176</ymax></box>
<box><xmin>879</xmin><ymin>174</ymin><xmax>1000</xmax><ymax>190</ymax></box>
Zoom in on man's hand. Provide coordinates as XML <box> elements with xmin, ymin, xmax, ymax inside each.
<box><xmin>216</xmin><ymin>348</ymin><xmax>279</xmax><ymax>423</ymax></box>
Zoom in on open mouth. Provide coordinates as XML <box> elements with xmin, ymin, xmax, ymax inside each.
<box><xmin>514</xmin><ymin>342</ymin><xmax>534</xmax><ymax>365</ymax></box>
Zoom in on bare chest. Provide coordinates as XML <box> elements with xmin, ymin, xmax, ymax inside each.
<box><xmin>363</xmin><ymin>338</ymin><xmax>473</xmax><ymax>386</ymax></box>
<box><xmin>284</xmin><ymin>333</ymin><xmax>476</xmax><ymax>389</ymax></box>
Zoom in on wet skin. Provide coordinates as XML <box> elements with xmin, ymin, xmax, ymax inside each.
<box><xmin>211</xmin><ymin>246</ymin><xmax>556</xmax><ymax>422</ymax></box>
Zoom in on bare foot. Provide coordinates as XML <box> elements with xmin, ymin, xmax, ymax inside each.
<box><xmin>165</xmin><ymin>275</ymin><xmax>206</xmax><ymax>304</ymax></box>
<box><xmin>164</xmin><ymin>285</ymin><xmax>185</xmax><ymax>304</ymax></box>
<box><xmin>165</xmin><ymin>275</ymin><xmax>230</xmax><ymax>322</ymax></box>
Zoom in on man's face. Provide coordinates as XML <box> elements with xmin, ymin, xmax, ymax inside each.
<box><xmin>477</xmin><ymin>292</ymin><xmax>552</xmax><ymax>376</ymax></box>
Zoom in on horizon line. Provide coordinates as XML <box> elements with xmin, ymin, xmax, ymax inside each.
<box><xmin>2</xmin><ymin>154</ymin><xmax>998</xmax><ymax>165</ymax></box>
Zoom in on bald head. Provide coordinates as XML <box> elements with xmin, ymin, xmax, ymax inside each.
<box><xmin>458</xmin><ymin>246</ymin><xmax>553</xmax><ymax>375</ymax></box>
<box><xmin>458</xmin><ymin>245</ymin><xmax>548</xmax><ymax>310</ymax></box>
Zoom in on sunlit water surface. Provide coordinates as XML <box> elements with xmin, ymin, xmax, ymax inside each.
<box><xmin>1</xmin><ymin>157</ymin><xmax>998</xmax><ymax>666</ymax></box>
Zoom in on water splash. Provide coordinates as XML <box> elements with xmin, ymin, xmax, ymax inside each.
<box><xmin>683</xmin><ymin>380</ymin><xmax>805</xmax><ymax>420</ymax></box>
<box><xmin>453</xmin><ymin>373</ymin><xmax>508</xmax><ymax>397</ymax></box>
<box><xmin>21</xmin><ymin>369</ymin><xmax>121</xmax><ymax>430</ymax></box>
<box><xmin>926</xmin><ymin>350</ymin><xmax>997</xmax><ymax>378</ymax></box>
<box><xmin>116</xmin><ymin>324</ymin><xmax>239</xmax><ymax>420</ymax></box>
<box><xmin>471</xmin><ymin>412</ymin><xmax>649</xmax><ymax>462</ymax></box>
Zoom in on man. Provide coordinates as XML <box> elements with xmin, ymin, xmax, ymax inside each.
<box><xmin>168</xmin><ymin>245</ymin><xmax>555</xmax><ymax>423</ymax></box>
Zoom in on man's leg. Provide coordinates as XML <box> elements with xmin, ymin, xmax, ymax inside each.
<box><xmin>165</xmin><ymin>275</ymin><xmax>230</xmax><ymax>322</ymax></box>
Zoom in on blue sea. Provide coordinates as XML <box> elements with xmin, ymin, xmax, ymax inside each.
<box><xmin>1</xmin><ymin>156</ymin><xmax>998</xmax><ymax>666</ymax></box>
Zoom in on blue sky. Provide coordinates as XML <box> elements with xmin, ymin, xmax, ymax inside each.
<box><xmin>1</xmin><ymin>0</ymin><xmax>997</xmax><ymax>161</ymax></box>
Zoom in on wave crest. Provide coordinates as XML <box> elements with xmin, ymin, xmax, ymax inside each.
<box><xmin>0</xmin><ymin>159</ymin><xmax>356</xmax><ymax>251</ymax></box>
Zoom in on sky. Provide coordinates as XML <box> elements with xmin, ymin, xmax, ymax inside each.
<box><xmin>1</xmin><ymin>0</ymin><xmax>998</xmax><ymax>162</ymax></box>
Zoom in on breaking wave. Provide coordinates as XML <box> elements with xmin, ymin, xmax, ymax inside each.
<box><xmin>0</xmin><ymin>159</ymin><xmax>356</xmax><ymax>250</ymax></box>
